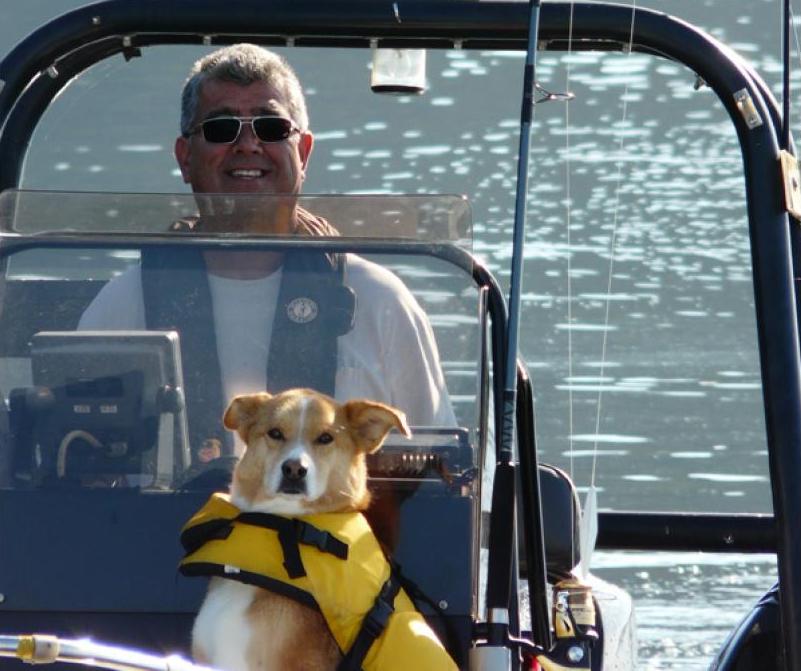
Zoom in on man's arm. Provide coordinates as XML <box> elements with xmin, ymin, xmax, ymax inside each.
<box><xmin>344</xmin><ymin>255</ymin><xmax>457</xmax><ymax>427</ymax></box>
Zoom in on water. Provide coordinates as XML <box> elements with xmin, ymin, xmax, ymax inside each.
<box><xmin>0</xmin><ymin>0</ymin><xmax>789</xmax><ymax>667</ymax></box>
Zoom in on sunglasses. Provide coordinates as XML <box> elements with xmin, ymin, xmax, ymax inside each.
<box><xmin>187</xmin><ymin>115</ymin><xmax>300</xmax><ymax>144</ymax></box>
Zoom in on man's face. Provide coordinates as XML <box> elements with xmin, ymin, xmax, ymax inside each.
<box><xmin>174</xmin><ymin>79</ymin><xmax>313</xmax><ymax>196</ymax></box>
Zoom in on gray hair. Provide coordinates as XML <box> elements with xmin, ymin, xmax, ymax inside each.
<box><xmin>180</xmin><ymin>44</ymin><xmax>309</xmax><ymax>136</ymax></box>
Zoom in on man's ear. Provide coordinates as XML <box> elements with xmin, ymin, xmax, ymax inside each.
<box><xmin>298</xmin><ymin>132</ymin><xmax>314</xmax><ymax>175</ymax></box>
<box><xmin>223</xmin><ymin>393</ymin><xmax>272</xmax><ymax>439</ymax></box>
<box><xmin>174</xmin><ymin>135</ymin><xmax>192</xmax><ymax>184</ymax></box>
<box><xmin>344</xmin><ymin>400</ymin><xmax>411</xmax><ymax>454</ymax></box>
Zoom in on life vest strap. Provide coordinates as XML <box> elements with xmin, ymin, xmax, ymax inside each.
<box><xmin>236</xmin><ymin>512</ymin><xmax>349</xmax><ymax>579</ymax></box>
<box><xmin>337</xmin><ymin>573</ymin><xmax>402</xmax><ymax>671</ymax></box>
<box><xmin>180</xmin><ymin>517</ymin><xmax>235</xmax><ymax>556</ymax></box>
<box><xmin>181</xmin><ymin>511</ymin><xmax>350</xmax><ymax>580</ymax></box>
<box><xmin>180</xmin><ymin>561</ymin><xmax>320</xmax><ymax>611</ymax></box>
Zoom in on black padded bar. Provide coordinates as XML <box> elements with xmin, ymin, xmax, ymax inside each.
<box><xmin>597</xmin><ymin>512</ymin><xmax>776</xmax><ymax>553</ymax></box>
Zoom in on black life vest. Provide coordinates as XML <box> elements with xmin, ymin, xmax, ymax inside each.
<box><xmin>141</xmin><ymin>240</ymin><xmax>355</xmax><ymax>457</ymax></box>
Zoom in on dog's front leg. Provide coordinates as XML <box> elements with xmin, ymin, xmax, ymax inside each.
<box><xmin>193</xmin><ymin>579</ymin><xmax>259</xmax><ymax>671</ymax></box>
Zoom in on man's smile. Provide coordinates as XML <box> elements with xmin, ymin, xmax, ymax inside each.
<box><xmin>227</xmin><ymin>168</ymin><xmax>269</xmax><ymax>179</ymax></box>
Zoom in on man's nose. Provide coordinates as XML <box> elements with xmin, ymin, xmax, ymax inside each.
<box><xmin>233</xmin><ymin>121</ymin><xmax>262</xmax><ymax>150</ymax></box>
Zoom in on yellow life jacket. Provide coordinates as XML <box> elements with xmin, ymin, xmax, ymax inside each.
<box><xmin>180</xmin><ymin>493</ymin><xmax>457</xmax><ymax>671</ymax></box>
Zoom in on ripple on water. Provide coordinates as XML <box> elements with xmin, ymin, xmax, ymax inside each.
<box><xmin>555</xmin><ymin>322</ymin><xmax>619</xmax><ymax>331</ymax></box>
<box><xmin>312</xmin><ymin>130</ymin><xmax>347</xmax><ymax>141</ymax></box>
<box><xmin>561</xmin><ymin>449</ymin><xmax>630</xmax><ymax>457</ymax></box>
<box><xmin>688</xmin><ymin>473</ymin><xmax>767</xmax><ymax>483</ymax></box>
<box><xmin>117</xmin><ymin>144</ymin><xmax>162</xmax><ymax>152</ymax></box>
<box><xmin>571</xmin><ymin>433</ymin><xmax>650</xmax><ymax>444</ymax></box>
<box><xmin>404</xmin><ymin>145</ymin><xmax>452</xmax><ymax>157</ymax></box>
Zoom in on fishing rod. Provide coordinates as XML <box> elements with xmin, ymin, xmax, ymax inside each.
<box><xmin>477</xmin><ymin>0</ymin><xmax>552</xmax><ymax>665</ymax></box>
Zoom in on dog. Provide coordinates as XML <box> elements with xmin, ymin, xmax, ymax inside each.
<box><xmin>183</xmin><ymin>388</ymin><xmax>459</xmax><ymax>671</ymax></box>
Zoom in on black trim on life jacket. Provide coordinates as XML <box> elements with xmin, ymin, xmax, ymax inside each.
<box><xmin>180</xmin><ymin>515</ymin><xmax>236</xmax><ymax>554</ymax></box>
<box><xmin>337</xmin><ymin>573</ymin><xmax>402</xmax><ymax>671</ymax></box>
<box><xmin>238</xmin><ymin>512</ymin><xmax>349</xmax><ymax>578</ymax></box>
<box><xmin>180</xmin><ymin>561</ymin><xmax>321</xmax><ymax>612</ymax></box>
<box><xmin>141</xmin><ymin>245</ymin><xmax>355</xmax><ymax>459</ymax></box>
<box><xmin>180</xmin><ymin>511</ymin><xmax>350</xmax><ymax>580</ymax></box>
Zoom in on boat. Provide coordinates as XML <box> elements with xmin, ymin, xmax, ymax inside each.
<box><xmin>0</xmin><ymin>1</ymin><xmax>797</xmax><ymax>669</ymax></box>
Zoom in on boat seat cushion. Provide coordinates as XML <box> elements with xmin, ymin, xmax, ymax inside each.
<box><xmin>538</xmin><ymin>463</ymin><xmax>582</xmax><ymax>579</ymax></box>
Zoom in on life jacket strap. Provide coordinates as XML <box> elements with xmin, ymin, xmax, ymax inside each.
<box><xmin>337</xmin><ymin>573</ymin><xmax>402</xmax><ymax>671</ymax></box>
<box><xmin>235</xmin><ymin>512</ymin><xmax>349</xmax><ymax>579</ymax></box>
<box><xmin>180</xmin><ymin>517</ymin><xmax>235</xmax><ymax>555</ymax></box>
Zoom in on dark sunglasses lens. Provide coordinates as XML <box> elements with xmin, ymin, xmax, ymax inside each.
<box><xmin>202</xmin><ymin>118</ymin><xmax>241</xmax><ymax>143</ymax></box>
<box><xmin>253</xmin><ymin>117</ymin><xmax>293</xmax><ymax>142</ymax></box>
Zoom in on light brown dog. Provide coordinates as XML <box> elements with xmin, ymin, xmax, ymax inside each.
<box><xmin>191</xmin><ymin>388</ymin><xmax>410</xmax><ymax>671</ymax></box>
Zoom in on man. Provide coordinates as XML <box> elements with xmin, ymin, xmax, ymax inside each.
<box><xmin>79</xmin><ymin>44</ymin><xmax>455</xmax><ymax>455</ymax></box>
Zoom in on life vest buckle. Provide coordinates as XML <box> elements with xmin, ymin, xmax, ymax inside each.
<box><xmin>363</xmin><ymin>578</ymin><xmax>397</xmax><ymax>637</ymax></box>
<box><xmin>297</xmin><ymin>521</ymin><xmax>349</xmax><ymax>560</ymax></box>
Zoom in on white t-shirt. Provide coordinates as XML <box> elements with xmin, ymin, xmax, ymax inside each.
<box><xmin>78</xmin><ymin>254</ymin><xmax>456</xmax><ymax>432</ymax></box>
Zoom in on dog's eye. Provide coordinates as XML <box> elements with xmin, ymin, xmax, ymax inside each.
<box><xmin>316</xmin><ymin>432</ymin><xmax>334</xmax><ymax>445</ymax></box>
<box><xmin>267</xmin><ymin>428</ymin><xmax>284</xmax><ymax>441</ymax></box>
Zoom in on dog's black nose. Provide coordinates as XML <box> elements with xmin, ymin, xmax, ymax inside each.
<box><xmin>281</xmin><ymin>459</ymin><xmax>307</xmax><ymax>481</ymax></box>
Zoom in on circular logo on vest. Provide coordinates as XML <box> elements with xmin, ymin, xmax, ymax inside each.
<box><xmin>287</xmin><ymin>297</ymin><xmax>319</xmax><ymax>324</ymax></box>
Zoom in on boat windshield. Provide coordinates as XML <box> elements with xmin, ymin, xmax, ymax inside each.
<box><xmin>0</xmin><ymin>187</ymin><xmax>481</xmax><ymax>476</ymax></box>
<box><xmin>0</xmin><ymin>188</ymin><xmax>484</xmax><ymax>627</ymax></box>
<box><xmin>0</xmin><ymin>189</ymin><xmax>472</xmax><ymax>245</ymax></box>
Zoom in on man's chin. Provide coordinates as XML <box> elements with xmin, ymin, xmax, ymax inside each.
<box><xmin>221</xmin><ymin>179</ymin><xmax>274</xmax><ymax>194</ymax></box>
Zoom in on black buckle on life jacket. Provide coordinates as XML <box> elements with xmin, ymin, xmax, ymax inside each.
<box><xmin>363</xmin><ymin>580</ymin><xmax>397</xmax><ymax>637</ymax></box>
<box><xmin>297</xmin><ymin>521</ymin><xmax>349</xmax><ymax>560</ymax></box>
<box><xmin>231</xmin><ymin>512</ymin><xmax>350</xmax><ymax>579</ymax></box>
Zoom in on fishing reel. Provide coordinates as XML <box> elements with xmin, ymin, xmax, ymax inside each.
<box><xmin>469</xmin><ymin>578</ymin><xmax>599</xmax><ymax>671</ymax></box>
<box><xmin>533</xmin><ymin>579</ymin><xmax>599</xmax><ymax>671</ymax></box>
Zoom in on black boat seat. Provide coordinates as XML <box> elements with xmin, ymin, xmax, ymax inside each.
<box><xmin>532</xmin><ymin>463</ymin><xmax>582</xmax><ymax>580</ymax></box>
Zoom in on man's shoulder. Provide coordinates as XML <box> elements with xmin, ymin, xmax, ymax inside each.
<box><xmin>344</xmin><ymin>254</ymin><xmax>414</xmax><ymax>302</ymax></box>
<box><xmin>96</xmin><ymin>264</ymin><xmax>142</xmax><ymax>295</ymax></box>
<box><xmin>78</xmin><ymin>264</ymin><xmax>143</xmax><ymax>329</ymax></box>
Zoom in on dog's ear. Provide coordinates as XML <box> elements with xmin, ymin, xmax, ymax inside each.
<box><xmin>223</xmin><ymin>393</ymin><xmax>272</xmax><ymax>435</ymax></box>
<box><xmin>344</xmin><ymin>400</ymin><xmax>411</xmax><ymax>454</ymax></box>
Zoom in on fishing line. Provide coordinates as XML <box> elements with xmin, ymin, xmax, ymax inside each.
<box><xmin>565</xmin><ymin>1</ymin><xmax>576</xmax><ymax>488</ymax></box>
<box><xmin>790</xmin><ymin>5</ymin><xmax>801</xmax><ymax>135</ymax></box>
<box><xmin>784</xmin><ymin>0</ymin><xmax>792</xmax><ymax>150</ymax></box>
<box><xmin>563</xmin><ymin>1</ymin><xmax>579</xmax><ymax>571</ymax></box>
<box><xmin>590</xmin><ymin>0</ymin><xmax>638</xmax><ymax>486</ymax></box>
<box><xmin>575</xmin><ymin>0</ymin><xmax>639</xmax><ymax>581</ymax></box>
